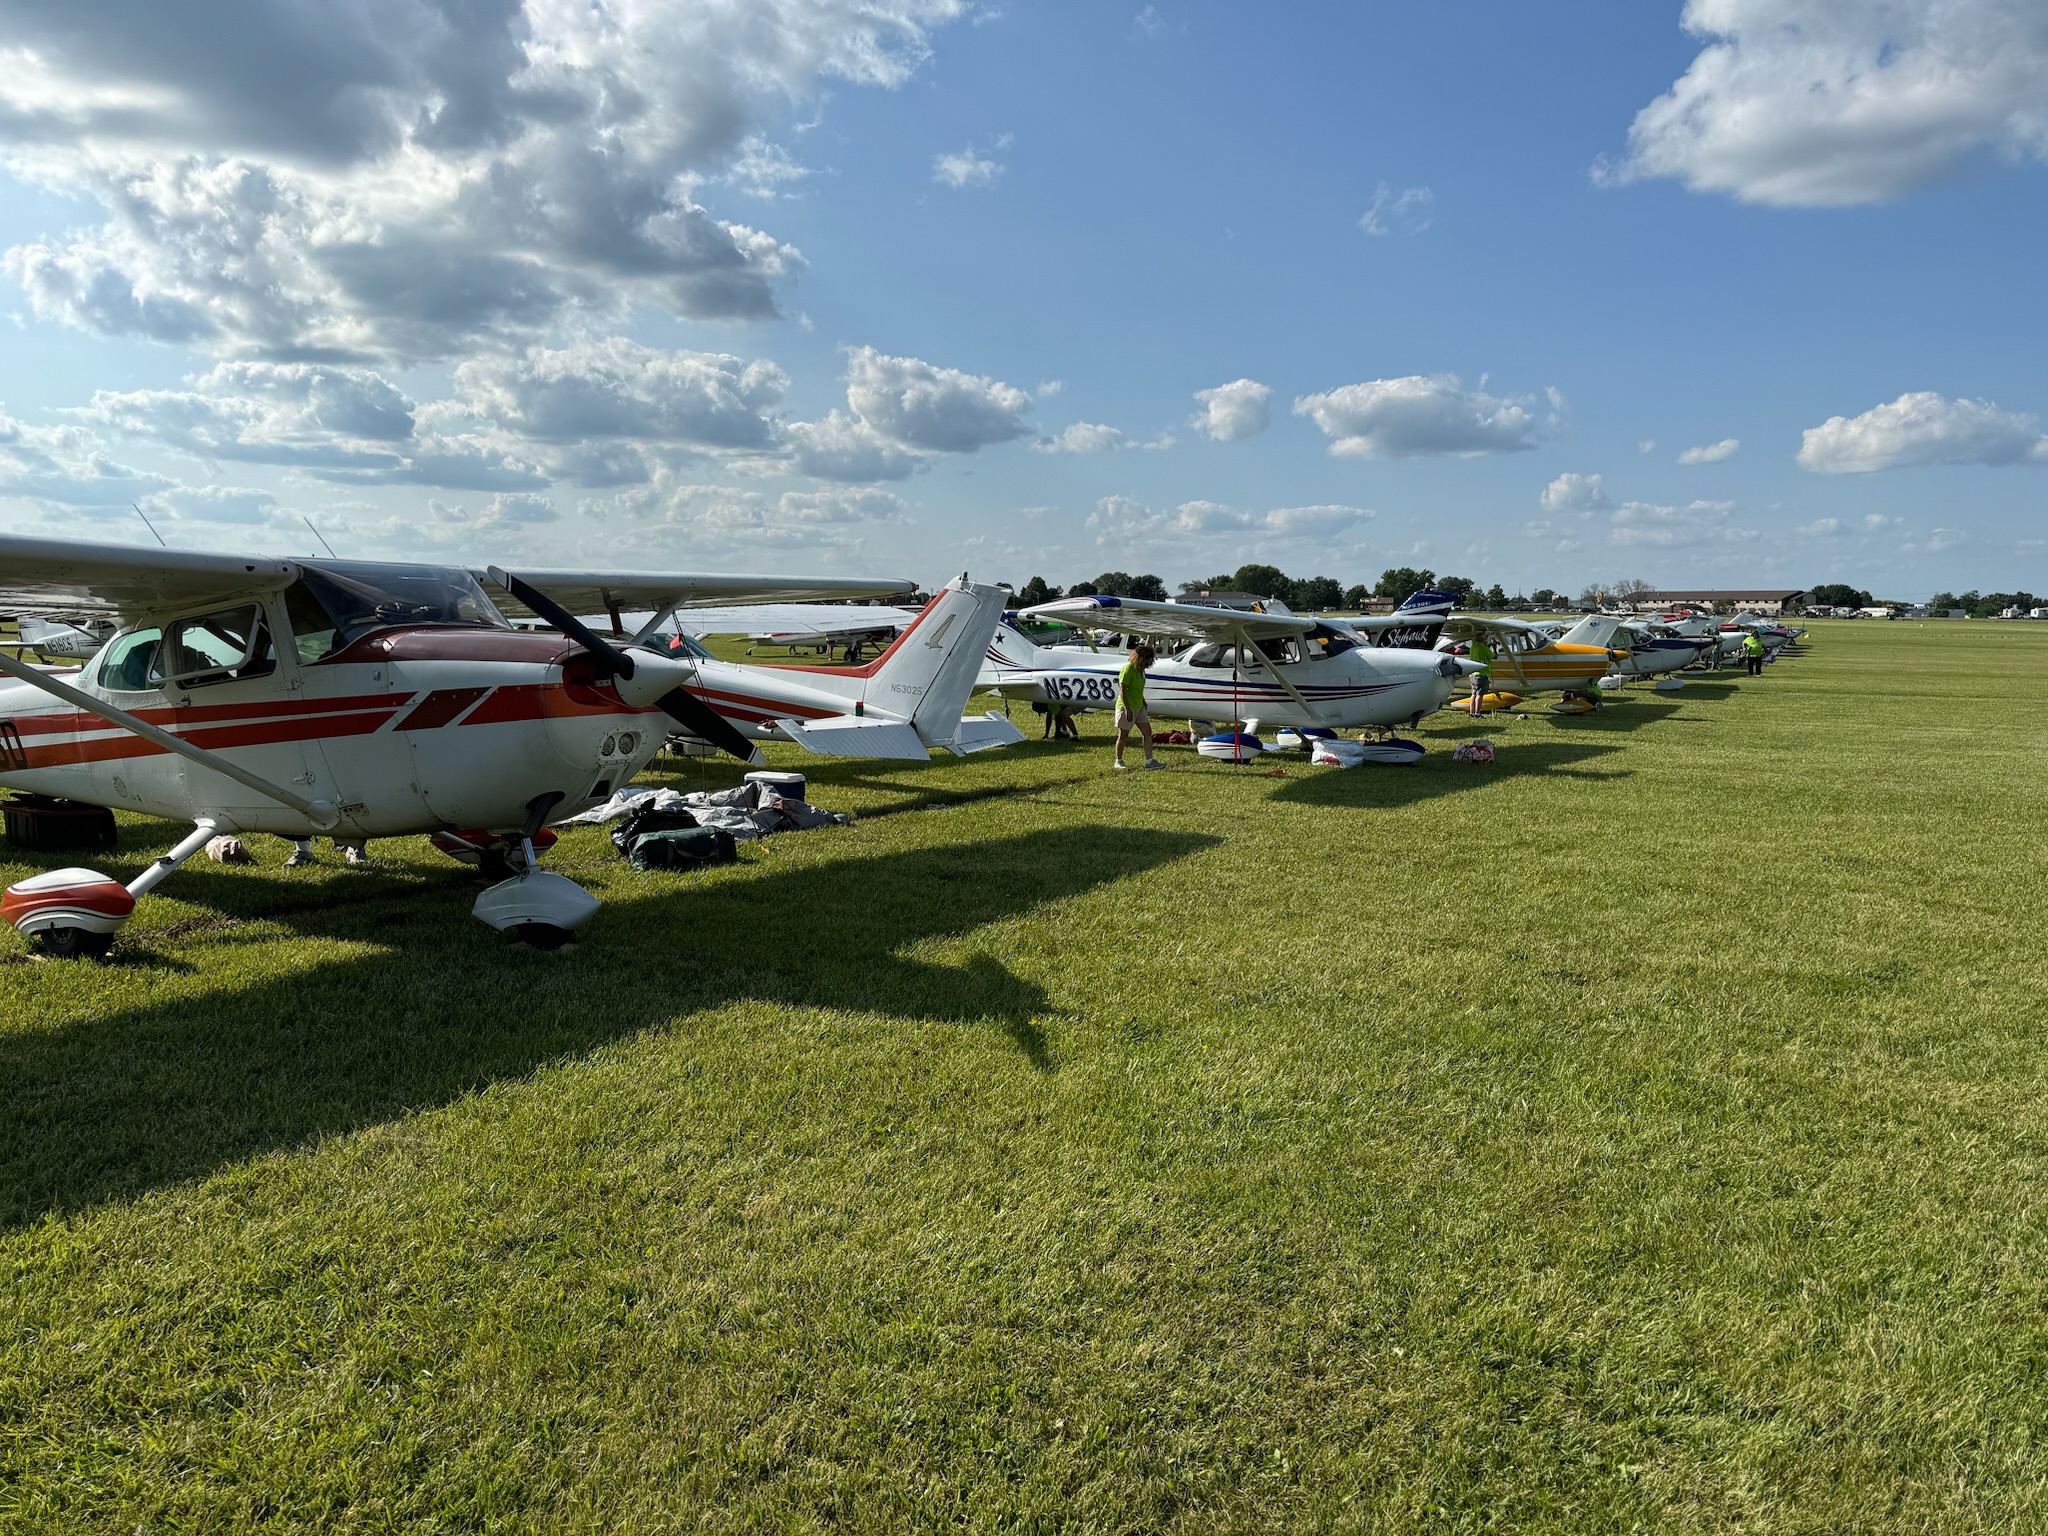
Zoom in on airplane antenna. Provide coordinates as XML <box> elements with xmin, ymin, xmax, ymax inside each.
<box><xmin>132</xmin><ymin>504</ymin><xmax>168</xmax><ymax>547</ymax></box>
<box><xmin>302</xmin><ymin>516</ymin><xmax>339</xmax><ymax>559</ymax></box>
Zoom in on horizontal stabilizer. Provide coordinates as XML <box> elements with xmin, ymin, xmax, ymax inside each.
<box><xmin>941</xmin><ymin>713</ymin><xmax>1028</xmax><ymax>757</ymax></box>
<box><xmin>775</xmin><ymin>716</ymin><xmax>929</xmax><ymax>761</ymax></box>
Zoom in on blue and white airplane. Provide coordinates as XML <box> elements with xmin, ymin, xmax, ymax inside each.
<box><xmin>978</xmin><ymin>590</ymin><xmax>1476</xmax><ymax>733</ymax></box>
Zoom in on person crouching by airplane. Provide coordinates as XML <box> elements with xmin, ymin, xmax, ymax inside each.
<box><xmin>1114</xmin><ymin>644</ymin><xmax>1162</xmax><ymax>770</ymax></box>
<box><xmin>1467</xmin><ymin>636</ymin><xmax>1495</xmax><ymax>716</ymax></box>
<box><xmin>1743</xmin><ymin>631</ymin><xmax>1766</xmax><ymax>676</ymax></box>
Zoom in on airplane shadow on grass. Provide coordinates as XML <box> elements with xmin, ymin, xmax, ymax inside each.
<box><xmin>1265</xmin><ymin>736</ymin><xmax>1628</xmax><ymax>809</ymax></box>
<box><xmin>0</xmin><ymin>823</ymin><xmax>1215</xmax><ymax>1228</ymax></box>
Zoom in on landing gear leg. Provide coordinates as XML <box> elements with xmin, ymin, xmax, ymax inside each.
<box><xmin>4</xmin><ymin>816</ymin><xmax>219</xmax><ymax>959</ymax></box>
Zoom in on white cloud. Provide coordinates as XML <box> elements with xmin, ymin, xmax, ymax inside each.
<box><xmin>0</xmin><ymin>406</ymin><xmax>171</xmax><ymax>507</ymax></box>
<box><xmin>1606</xmin><ymin>0</ymin><xmax>2048</xmax><ymax>207</ymax></box>
<box><xmin>1800</xmin><ymin>516</ymin><xmax>1844</xmax><ymax>537</ymax></box>
<box><xmin>1639</xmin><ymin>439</ymin><xmax>1658</xmax><ymax>454</ymax></box>
<box><xmin>1359</xmin><ymin>182</ymin><xmax>1434</xmax><ymax>237</ymax></box>
<box><xmin>1086</xmin><ymin>494</ymin><xmax>1369</xmax><ymax>547</ymax></box>
<box><xmin>934</xmin><ymin>145</ymin><xmax>1003</xmax><ymax>188</ymax></box>
<box><xmin>1609</xmin><ymin>498</ymin><xmax>1756</xmax><ymax>548</ymax></box>
<box><xmin>451</xmin><ymin>340</ymin><xmax>786</xmax><ymax>450</ymax></box>
<box><xmin>1678</xmin><ymin>437</ymin><xmax>1740</xmax><ymax>464</ymax></box>
<box><xmin>1540</xmin><ymin>471</ymin><xmax>1611</xmax><ymax>514</ymax></box>
<box><xmin>1133</xmin><ymin>6</ymin><xmax>1165</xmax><ymax>39</ymax></box>
<box><xmin>1294</xmin><ymin>374</ymin><xmax>1549</xmax><ymax>458</ymax></box>
<box><xmin>784</xmin><ymin>409</ymin><xmax>923</xmax><ymax>483</ymax></box>
<box><xmin>582</xmin><ymin>475</ymin><xmax>904</xmax><ymax>555</ymax></box>
<box><xmin>0</xmin><ymin>1</ymin><xmax>968</xmax><ymax>360</ymax></box>
<box><xmin>1190</xmin><ymin>378</ymin><xmax>1272</xmax><ymax>442</ymax></box>
<box><xmin>1262</xmin><ymin>503</ymin><xmax>1372</xmax><ymax>538</ymax></box>
<box><xmin>1036</xmin><ymin>422</ymin><xmax>1127</xmax><ymax>454</ymax></box>
<box><xmin>841</xmin><ymin>345</ymin><xmax>1032</xmax><ymax>453</ymax></box>
<box><xmin>1034</xmin><ymin>421</ymin><xmax>1172</xmax><ymax>454</ymax></box>
<box><xmin>1798</xmin><ymin>391</ymin><xmax>2048</xmax><ymax>473</ymax></box>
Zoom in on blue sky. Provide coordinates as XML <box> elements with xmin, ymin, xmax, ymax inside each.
<box><xmin>0</xmin><ymin>0</ymin><xmax>2042</xmax><ymax>598</ymax></box>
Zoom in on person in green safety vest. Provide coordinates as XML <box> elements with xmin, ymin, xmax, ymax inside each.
<box><xmin>1114</xmin><ymin>644</ymin><xmax>1162</xmax><ymax>770</ymax></box>
<box><xmin>1743</xmin><ymin>631</ymin><xmax>1766</xmax><ymax>676</ymax></box>
<box><xmin>1466</xmin><ymin>635</ymin><xmax>1494</xmax><ymax>716</ymax></box>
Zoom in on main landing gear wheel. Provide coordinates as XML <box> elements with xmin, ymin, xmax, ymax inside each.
<box><xmin>511</xmin><ymin>922</ymin><xmax>575</xmax><ymax>951</ymax></box>
<box><xmin>36</xmin><ymin>926</ymin><xmax>114</xmax><ymax>960</ymax></box>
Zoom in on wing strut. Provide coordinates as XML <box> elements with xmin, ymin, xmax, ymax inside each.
<box><xmin>0</xmin><ymin>650</ymin><xmax>339</xmax><ymax>827</ymax></box>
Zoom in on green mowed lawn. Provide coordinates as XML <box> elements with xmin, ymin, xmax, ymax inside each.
<box><xmin>4</xmin><ymin>621</ymin><xmax>2046</xmax><ymax>1532</ymax></box>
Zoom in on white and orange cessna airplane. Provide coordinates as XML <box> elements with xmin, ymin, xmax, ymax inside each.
<box><xmin>0</xmin><ymin>535</ymin><xmax>1018</xmax><ymax>956</ymax></box>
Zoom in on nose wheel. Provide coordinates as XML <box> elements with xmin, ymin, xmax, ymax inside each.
<box><xmin>35</xmin><ymin>926</ymin><xmax>115</xmax><ymax>960</ymax></box>
<box><xmin>510</xmin><ymin>922</ymin><xmax>576</xmax><ymax>951</ymax></box>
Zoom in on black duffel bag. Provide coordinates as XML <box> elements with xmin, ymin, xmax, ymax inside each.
<box><xmin>610</xmin><ymin>804</ymin><xmax>698</xmax><ymax>856</ymax></box>
<box><xmin>625</xmin><ymin>825</ymin><xmax>739</xmax><ymax>872</ymax></box>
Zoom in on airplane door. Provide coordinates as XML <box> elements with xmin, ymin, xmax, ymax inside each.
<box><xmin>149</xmin><ymin>599</ymin><xmax>330</xmax><ymax>835</ymax></box>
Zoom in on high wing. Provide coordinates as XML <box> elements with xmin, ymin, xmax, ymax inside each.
<box><xmin>1436</xmin><ymin>615</ymin><xmax>1554</xmax><ymax>645</ymax></box>
<box><xmin>0</xmin><ymin>535</ymin><xmax>917</xmax><ymax>630</ymax></box>
<box><xmin>486</xmin><ymin>569</ymin><xmax>916</xmax><ymax>622</ymax></box>
<box><xmin>0</xmin><ymin>534</ymin><xmax>295</xmax><ymax>621</ymax></box>
<box><xmin>670</xmin><ymin>602</ymin><xmax>920</xmax><ymax>640</ymax></box>
<box><xmin>1019</xmin><ymin>595</ymin><xmax>1319</xmax><ymax>644</ymax></box>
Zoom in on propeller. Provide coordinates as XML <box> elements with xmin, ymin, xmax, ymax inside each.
<box><xmin>487</xmin><ymin>567</ymin><xmax>762</xmax><ymax>765</ymax></box>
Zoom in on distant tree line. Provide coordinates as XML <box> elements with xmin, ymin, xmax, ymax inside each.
<box><xmin>1927</xmin><ymin>589</ymin><xmax>2040</xmax><ymax>617</ymax></box>
<box><xmin>1005</xmin><ymin>564</ymin><xmax>1557</xmax><ymax>613</ymax></box>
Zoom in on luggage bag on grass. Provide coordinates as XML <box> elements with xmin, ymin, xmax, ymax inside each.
<box><xmin>625</xmin><ymin>825</ymin><xmax>739</xmax><ymax>872</ymax></box>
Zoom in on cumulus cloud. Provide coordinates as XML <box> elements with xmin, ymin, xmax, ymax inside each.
<box><xmin>585</xmin><ymin>475</ymin><xmax>906</xmax><ymax>552</ymax></box>
<box><xmin>1034</xmin><ymin>421</ymin><xmax>1172</xmax><ymax>454</ymax></box>
<box><xmin>1798</xmin><ymin>391</ymin><xmax>2048</xmax><ymax>472</ymax></box>
<box><xmin>933</xmin><ymin>140</ymin><xmax>1006</xmax><ymax>188</ymax></box>
<box><xmin>1086</xmin><ymin>493</ymin><xmax>1369</xmax><ymax>546</ymax></box>
<box><xmin>1609</xmin><ymin>498</ymin><xmax>1756</xmax><ymax>548</ymax></box>
<box><xmin>0</xmin><ymin>405</ymin><xmax>171</xmax><ymax>507</ymax></box>
<box><xmin>1606</xmin><ymin>0</ymin><xmax>2048</xmax><ymax>207</ymax></box>
<box><xmin>1294</xmin><ymin>374</ymin><xmax>1549</xmax><ymax>458</ymax></box>
<box><xmin>0</xmin><ymin>1</ymin><xmax>968</xmax><ymax>359</ymax></box>
<box><xmin>1036</xmin><ymin>422</ymin><xmax>1127</xmax><ymax>454</ymax></box>
<box><xmin>1540</xmin><ymin>471</ymin><xmax>1611</xmax><ymax>514</ymax></box>
<box><xmin>783</xmin><ymin>409</ymin><xmax>922</xmax><ymax>483</ymax></box>
<box><xmin>451</xmin><ymin>340</ymin><xmax>786</xmax><ymax>450</ymax></box>
<box><xmin>81</xmin><ymin>360</ymin><xmax>545</xmax><ymax>489</ymax></box>
<box><xmin>1359</xmin><ymin>182</ymin><xmax>1434</xmax><ymax>237</ymax></box>
<box><xmin>1678</xmin><ymin>437</ymin><xmax>1740</xmax><ymax>464</ymax></box>
<box><xmin>840</xmin><ymin>345</ymin><xmax>1032</xmax><ymax>453</ymax></box>
<box><xmin>1800</xmin><ymin>516</ymin><xmax>1844</xmax><ymax>537</ymax></box>
<box><xmin>1190</xmin><ymin>378</ymin><xmax>1272</xmax><ymax>442</ymax></box>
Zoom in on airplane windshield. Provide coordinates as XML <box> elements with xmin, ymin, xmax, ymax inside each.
<box><xmin>291</xmin><ymin>560</ymin><xmax>510</xmax><ymax>654</ymax></box>
<box><xmin>646</xmin><ymin>629</ymin><xmax>713</xmax><ymax>660</ymax></box>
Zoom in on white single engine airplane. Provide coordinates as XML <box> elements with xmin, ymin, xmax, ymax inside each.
<box><xmin>1551</xmin><ymin>614</ymin><xmax>1715</xmax><ymax>681</ymax></box>
<box><xmin>13</xmin><ymin>614</ymin><xmax>115</xmax><ymax>662</ymax></box>
<box><xmin>674</xmin><ymin>601</ymin><xmax>919</xmax><ymax>660</ymax></box>
<box><xmin>0</xmin><ymin>535</ymin><xmax>1017</xmax><ymax>957</ymax></box>
<box><xmin>986</xmin><ymin>593</ymin><xmax>1479</xmax><ymax>734</ymax></box>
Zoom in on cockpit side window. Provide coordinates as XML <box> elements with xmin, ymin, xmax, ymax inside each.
<box><xmin>150</xmin><ymin>605</ymin><xmax>277</xmax><ymax>689</ymax></box>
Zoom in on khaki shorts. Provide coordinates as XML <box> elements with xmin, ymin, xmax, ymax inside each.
<box><xmin>1114</xmin><ymin>706</ymin><xmax>1151</xmax><ymax>732</ymax></box>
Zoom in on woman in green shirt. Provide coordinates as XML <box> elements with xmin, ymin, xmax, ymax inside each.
<box><xmin>1114</xmin><ymin>645</ymin><xmax>1162</xmax><ymax>770</ymax></box>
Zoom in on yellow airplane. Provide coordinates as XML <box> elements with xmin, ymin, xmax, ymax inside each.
<box><xmin>1429</xmin><ymin>616</ymin><xmax>1628</xmax><ymax>715</ymax></box>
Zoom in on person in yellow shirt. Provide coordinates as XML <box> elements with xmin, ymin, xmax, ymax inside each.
<box><xmin>1466</xmin><ymin>636</ymin><xmax>1494</xmax><ymax>716</ymax></box>
<box><xmin>1114</xmin><ymin>644</ymin><xmax>1162</xmax><ymax>770</ymax></box>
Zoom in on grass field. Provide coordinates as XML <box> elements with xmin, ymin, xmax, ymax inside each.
<box><xmin>4</xmin><ymin>620</ymin><xmax>2048</xmax><ymax>1532</ymax></box>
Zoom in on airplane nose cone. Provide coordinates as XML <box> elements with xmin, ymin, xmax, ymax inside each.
<box><xmin>612</xmin><ymin>650</ymin><xmax>698</xmax><ymax>709</ymax></box>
